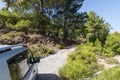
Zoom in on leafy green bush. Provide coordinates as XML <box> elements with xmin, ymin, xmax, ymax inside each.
<box><xmin>91</xmin><ymin>65</ymin><xmax>120</xmax><ymax>80</ymax></box>
<box><xmin>14</xmin><ymin>20</ymin><xmax>32</xmax><ymax>32</ymax></box>
<box><xmin>30</xmin><ymin>45</ymin><xmax>54</xmax><ymax>57</ymax></box>
<box><xmin>88</xmin><ymin>32</ymin><xmax>120</xmax><ymax>58</ymax></box>
<box><xmin>102</xmin><ymin>47</ymin><xmax>114</xmax><ymax>57</ymax></box>
<box><xmin>59</xmin><ymin>44</ymin><xmax>101</xmax><ymax>80</ymax></box>
<box><xmin>103</xmin><ymin>32</ymin><xmax>120</xmax><ymax>57</ymax></box>
<box><xmin>56</xmin><ymin>44</ymin><xmax>63</xmax><ymax>49</ymax></box>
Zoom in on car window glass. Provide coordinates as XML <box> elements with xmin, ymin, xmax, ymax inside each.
<box><xmin>16</xmin><ymin>52</ymin><xmax>30</xmax><ymax>78</ymax></box>
<box><xmin>8</xmin><ymin>59</ymin><xmax>19</xmax><ymax>80</ymax></box>
<box><xmin>8</xmin><ymin>50</ymin><xmax>34</xmax><ymax>80</ymax></box>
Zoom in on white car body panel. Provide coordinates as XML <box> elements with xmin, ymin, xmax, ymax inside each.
<box><xmin>0</xmin><ymin>45</ymin><xmax>39</xmax><ymax>80</ymax></box>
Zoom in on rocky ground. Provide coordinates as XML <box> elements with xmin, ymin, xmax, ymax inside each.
<box><xmin>89</xmin><ymin>55</ymin><xmax>120</xmax><ymax>79</ymax></box>
<box><xmin>97</xmin><ymin>55</ymin><xmax>120</xmax><ymax>69</ymax></box>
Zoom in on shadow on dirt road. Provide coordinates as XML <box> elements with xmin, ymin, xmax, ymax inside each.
<box><xmin>36</xmin><ymin>74</ymin><xmax>60</xmax><ymax>80</ymax></box>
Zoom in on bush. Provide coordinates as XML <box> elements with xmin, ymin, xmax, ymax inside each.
<box><xmin>59</xmin><ymin>32</ymin><xmax>120</xmax><ymax>80</ymax></box>
<box><xmin>56</xmin><ymin>44</ymin><xmax>63</xmax><ymax>49</ymax></box>
<box><xmin>103</xmin><ymin>32</ymin><xmax>120</xmax><ymax>57</ymax></box>
<box><xmin>91</xmin><ymin>65</ymin><xmax>120</xmax><ymax>80</ymax></box>
<box><xmin>14</xmin><ymin>20</ymin><xmax>32</xmax><ymax>33</ymax></box>
<box><xmin>86</xmin><ymin>32</ymin><xmax>120</xmax><ymax>58</ymax></box>
<box><xmin>30</xmin><ymin>45</ymin><xmax>54</xmax><ymax>57</ymax></box>
<box><xmin>59</xmin><ymin>44</ymin><xmax>101</xmax><ymax>80</ymax></box>
<box><xmin>102</xmin><ymin>47</ymin><xmax>114</xmax><ymax>57</ymax></box>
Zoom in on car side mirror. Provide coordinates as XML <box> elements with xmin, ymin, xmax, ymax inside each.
<box><xmin>34</xmin><ymin>57</ymin><xmax>40</xmax><ymax>63</ymax></box>
<box><xmin>28</xmin><ymin>57</ymin><xmax>40</xmax><ymax>64</ymax></box>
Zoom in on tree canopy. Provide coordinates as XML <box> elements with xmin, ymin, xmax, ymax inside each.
<box><xmin>85</xmin><ymin>11</ymin><xmax>110</xmax><ymax>46</ymax></box>
<box><xmin>0</xmin><ymin>0</ymin><xmax>110</xmax><ymax>45</ymax></box>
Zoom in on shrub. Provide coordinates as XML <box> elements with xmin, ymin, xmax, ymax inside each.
<box><xmin>102</xmin><ymin>47</ymin><xmax>114</xmax><ymax>57</ymax></box>
<box><xmin>30</xmin><ymin>45</ymin><xmax>54</xmax><ymax>57</ymax></box>
<box><xmin>14</xmin><ymin>20</ymin><xmax>32</xmax><ymax>33</ymax></box>
<box><xmin>91</xmin><ymin>65</ymin><xmax>120</xmax><ymax>80</ymax></box>
<box><xmin>56</xmin><ymin>44</ymin><xmax>63</xmax><ymax>49</ymax></box>
<box><xmin>59</xmin><ymin>44</ymin><xmax>101</xmax><ymax>80</ymax></box>
<box><xmin>59</xmin><ymin>32</ymin><xmax>120</xmax><ymax>80</ymax></box>
<box><xmin>103</xmin><ymin>32</ymin><xmax>120</xmax><ymax>57</ymax></box>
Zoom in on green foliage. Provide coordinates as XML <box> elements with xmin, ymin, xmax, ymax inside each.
<box><xmin>102</xmin><ymin>32</ymin><xmax>120</xmax><ymax>57</ymax></box>
<box><xmin>0</xmin><ymin>10</ymin><xmax>33</xmax><ymax>33</ymax></box>
<box><xmin>84</xmin><ymin>32</ymin><xmax>120</xmax><ymax>58</ymax></box>
<box><xmin>14</xmin><ymin>20</ymin><xmax>32</xmax><ymax>32</ymax></box>
<box><xmin>0</xmin><ymin>10</ymin><xmax>11</xmax><ymax>28</ymax></box>
<box><xmin>30</xmin><ymin>45</ymin><xmax>54</xmax><ymax>57</ymax></box>
<box><xmin>2</xmin><ymin>0</ymin><xmax>85</xmax><ymax>39</ymax></box>
<box><xmin>102</xmin><ymin>47</ymin><xmax>114</xmax><ymax>57</ymax></box>
<box><xmin>59</xmin><ymin>44</ymin><xmax>101</xmax><ymax>80</ymax></box>
<box><xmin>91</xmin><ymin>40</ymin><xmax>102</xmax><ymax>53</ymax></box>
<box><xmin>106</xmin><ymin>58</ymin><xmax>119</xmax><ymax>64</ymax></box>
<box><xmin>85</xmin><ymin>11</ymin><xmax>109</xmax><ymax>46</ymax></box>
<box><xmin>0</xmin><ymin>0</ymin><xmax>110</xmax><ymax>43</ymax></box>
<box><xmin>59</xmin><ymin>38</ymin><xmax>120</xmax><ymax>80</ymax></box>
<box><xmin>0</xmin><ymin>24</ymin><xmax>3</xmax><ymax>29</ymax></box>
<box><xmin>56</xmin><ymin>44</ymin><xmax>63</xmax><ymax>49</ymax></box>
<box><xmin>91</xmin><ymin>66</ymin><xmax>120</xmax><ymax>80</ymax></box>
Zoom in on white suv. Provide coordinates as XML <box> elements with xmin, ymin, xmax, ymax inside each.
<box><xmin>0</xmin><ymin>44</ymin><xmax>40</xmax><ymax>80</ymax></box>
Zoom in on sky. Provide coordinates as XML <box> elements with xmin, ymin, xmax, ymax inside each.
<box><xmin>0</xmin><ymin>0</ymin><xmax>120</xmax><ymax>32</ymax></box>
<box><xmin>80</xmin><ymin>0</ymin><xmax>120</xmax><ymax>32</ymax></box>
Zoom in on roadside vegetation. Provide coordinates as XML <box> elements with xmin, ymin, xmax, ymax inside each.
<box><xmin>91</xmin><ymin>66</ymin><xmax>120</xmax><ymax>80</ymax></box>
<box><xmin>55</xmin><ymin>44</ymin><xmax>63</xmax><ymax>49</ymax></box>
<box><xmin>59</xmin><ymin>32</ymin><xmax>120</xmax><ymax>80</ymax></box>
<box><xmin>59</xmin><ymin>43</ymin><xmax>104</xmax><ymax>80</ymax></box>
<box><xmin>30</xmin><ymin>45</ymin><xmax>54</xmax><ymax>57</ymax></box>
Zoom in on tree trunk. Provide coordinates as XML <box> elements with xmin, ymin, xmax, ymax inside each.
<box><xmin>71</xmin><ymin>27</ymin><xmax>75</xmax><ymax>41</ymax></box>
<box><xmin>39</xmin><ymin>0</ymin><xmax>44</xmax><ymax>13</ymax></box>
<box><xmin>40</xmin><ymin>23</ymin><xmax>45</xmax><ymax>34</ymax></box>
<box><xmin>55</xmin><ymin>28</ymin><xmax>59</xmax><ymax>38</ymax></box>
<box><xmin>63</xmin><ymin>20</ymin><xmax>68</xmax><ymax>41</ymax></box>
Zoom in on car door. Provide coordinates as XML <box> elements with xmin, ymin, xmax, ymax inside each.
<box><xmin>22</xmin><ymin>50</ymin><xmax>39</xmax><ymax>80</ymax></box>
<box><xmin>8</xmin><ymin>50</ymin><xmax>37</xmax><ymax>80</ymax></box>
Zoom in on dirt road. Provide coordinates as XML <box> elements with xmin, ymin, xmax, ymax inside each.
<box><xmin>37</xmin><ymin>45</ymin><xmax>76</xmax><ymax>80</ymax></box>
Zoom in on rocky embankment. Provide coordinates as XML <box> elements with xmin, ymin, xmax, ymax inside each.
<box><xmin>0</xmin><ymin>31</ymin><xmax>56</xmax><ymax>46</ymax></box>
